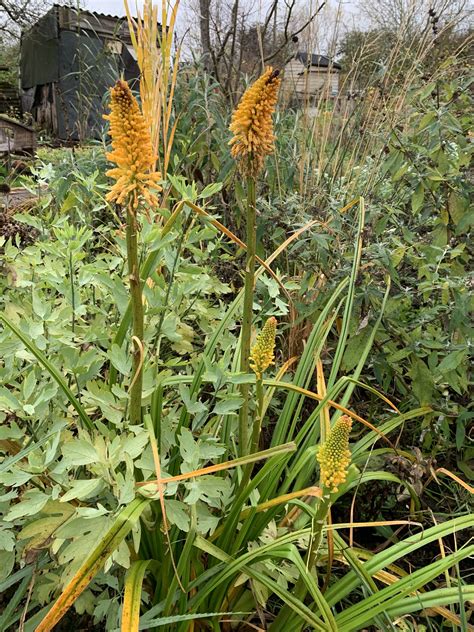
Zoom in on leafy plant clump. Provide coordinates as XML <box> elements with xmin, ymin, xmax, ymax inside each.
<box><xmin>0</xmin><ymin>2</ymin><xmax>472</xmax><ymax>631</ymax></box>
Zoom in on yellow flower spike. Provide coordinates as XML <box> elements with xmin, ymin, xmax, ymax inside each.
<box><xmin>249</xmin><ymin>317</ymin><xmax>277</xmax><ymax>380</ymax></box>
<box><xmin>104</xmin><ymin>79</ymin><xmax>162</xmax><ymax>209</ymax></box>
<box><xmin>229</xmin><ymin>68</ymin><xmax>281</xmax><ymax>177</ymax></box>
<box><xmin>317</xmin><ymin>415</ymin><xmax>352</xmax><ymax>493</ymax></box>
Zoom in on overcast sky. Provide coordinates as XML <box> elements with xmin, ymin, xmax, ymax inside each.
<box><xmin>82</xmin><ymin>1</ymin><xmax>358</xmax><ymax>18</ymax></box>
<box><xmin>83</xmin><ymin>0</ymin><xmax>145</xmax><ymax>16</ymax></box>
<box><xmin>79</xmin><ymin>0</ymin><xmax>361</xmax><ymax>52</ymax></box>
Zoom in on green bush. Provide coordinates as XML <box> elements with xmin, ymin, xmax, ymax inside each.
<box><xmin>0</xmin><ymin>61</ymin><xmax>472</xmax><ymax>632</ymax></box>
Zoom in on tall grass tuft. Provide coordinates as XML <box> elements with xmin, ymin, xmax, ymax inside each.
<box><xmin>125</xmin><ymin>0</ymin><xmax>181</xmax><ymax>181</ymax></box>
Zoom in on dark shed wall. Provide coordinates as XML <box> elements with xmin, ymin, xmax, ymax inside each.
<box><xmin>21</xmin><ymin>10</ymin><xmax>59</xmax><ymax>89</ymax></box>
<box><xmin>57</xmin><ymin>30</ymin><xmax>122</xmax><ymax>139</ymax></box>
<box><xmin>20</xmin><ymin>6</ymin><xmax>142</xmax><ymax>140</ymax></box>
<box><xmin>122</xmin><ymin>46</ymin><xmax>140</xmax><ymax>88</ymax></box>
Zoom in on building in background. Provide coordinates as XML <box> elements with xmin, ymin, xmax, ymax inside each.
<box><xmin>20</xmin><ymin>5</ymin><xmax>142</xmax><ymax>141</ymax></box>
<box><xmin>284</xmin><ymin>52</ymin><xmax>341</xmax><ymax>102</ymax></box>
<box><xmin>0</xmin><ymin>114</ymin><xmax>36</xmax><ymax>154</ymax></box>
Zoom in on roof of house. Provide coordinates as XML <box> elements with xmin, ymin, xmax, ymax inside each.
<box><xmin>23</xmin><ymin>4</ymin><xmax>152</xmax><ymax>41</ymax></box>
<box><xmin>0</xmin><ymin>114</ymin><xmax>35</xmax><ymax>132</ymax></box>
<box><xmin>295</xmin><ymin>52</ymin><xmax>342</xmax><ymax>70</ymax></box>
<box><xmin>53</xmin><ymin>4</ymin><xmax>131</xmax><ymax>38</ymax></box>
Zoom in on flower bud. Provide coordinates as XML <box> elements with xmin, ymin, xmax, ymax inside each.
<box><xmin>317</xmin><ymin>415</ymin><xmax>352</xmax><ymax>493</ymax></box>
<box><xmin>249</xmin><ymin>317</ymin><xmax>277</xmax><ymax>379</ymax></box>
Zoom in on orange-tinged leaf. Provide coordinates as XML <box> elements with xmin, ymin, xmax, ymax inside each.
<box><xmin>136</xmin><ymin>442</ymin><xmax>296</xmax><ymax>490</ymax></box>
<box><xmin>263</xmin><ymin>379</ymin><xmax>396</xmax><ymax>448</ymax></box>
<box><xmin>121</xmin><ymin>560</ymin><xmax>157</xmax><ymax>632</ymax></box>
<box><xmin>35</xmin><ymin>498</ymin><xmax>150</xmax><ymax>632</ymax></box>
<box><xmin>433</xmin><ymin>467</ymin><xmax>474</xmax><ymax>494</ymax></box>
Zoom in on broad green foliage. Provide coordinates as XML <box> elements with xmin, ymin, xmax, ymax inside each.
<box><xmin>0</xmin><ymin>65</ymin><xmax>472</xmax><ymax>632</ymax></box>
<box><xmin>180</xmin><ymin>73</ymin><xmax>472</xmax><ymax>456</ymax></box>
<box><xmin>359</xmin><ymin>76</ymin><xmax>472</xmax><ymax>455</ymax></box>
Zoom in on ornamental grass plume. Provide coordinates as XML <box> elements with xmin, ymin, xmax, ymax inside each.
<box><xmin>317</xmin><ymin>415</ymin><xmax>352</xmax><ymax>493</ymax></box>
<box><xmin>229</xmin><ymin>67</ymin><xmax>281</xmax><ymax>177</ymax></box>
<box><xmin>250</xmin><ymin>317</ymin><xmax>277</xmax><ymax>380</ymax></box>
<box><xmin>104</xmin><ymin>79</ymin><xmax>161</xmax><ymax>209</ymax></box>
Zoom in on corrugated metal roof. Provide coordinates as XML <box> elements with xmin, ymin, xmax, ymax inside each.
<box><xmin>296</xmin><ymin>52</ymin><xmax>341</xmax><ymax>70</ymax></box>
<box><xmin>52</xmin><ymin>3</ymin><xmax>129</xmax><ymax>21</ymax></box>
<box><xmin>22</xmin><ymin>4</ymin><xmax>132</xmax><ymax>40</ymax></box>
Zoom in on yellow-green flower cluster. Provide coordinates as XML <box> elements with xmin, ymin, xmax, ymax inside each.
<box><xmin>229</xmin><ymin>67</ymin><xmax>281</xmax><ymax>177</ymax></box>
<box><xmin>249</xmin><ymin>317</ymin><xmax>277</xmax><ymax>379</ymax></box>
<box><xmin>104</xmin><ymin>79</ymin><xmax>161</xmax><ymax>209</ymax></box>
<box><xmin>317</xmin><ymin>416</ymin><xmax>352</xmax><ymax>493</ymax></box>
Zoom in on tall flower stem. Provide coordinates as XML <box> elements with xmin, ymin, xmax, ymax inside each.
<box><xmin>126</xmin><ymin>204</ymin><xmax>144</xmax><ymax>425</ymax></box>
<box><xmin>270</xmin><ymin>416</ymin><xmax>353</xmax><ymax>630</ymax></box>
<box><xmin>239</xmin><ymin>173</ymin><xmax>256</xmax><ymax>456</ymax></box>
<box><xmin>250</xmin><ymin>377</ymin><xmax>264</xmax><ymax>456</ymax></box>
<box><xmin>237</xmin><ymin>315</ymin><xmax>277</xmax><ymax>495</ymax></box>
<box><xmin>269</xmin><ymin>495</ymin><xmax>332</xmax><ymax>631</ymax></box>
<box><xmin>306</xmin><ymin>494</ymin><xmax>331</xmax><ymax>571</ymax></box>
<box><xmin>103</xmin><ymin>78</ymin><xmax>161</xmax><ymax>423</ymax></box>
<box><xmin>228</xmin><ymin>66</ymin><xmax>280</xmax><ymax>456</ymax></box>
<box><xmin>239</xmin><ymin>377</ymin><xmax>264</xmax><ymax>492</ymax></box>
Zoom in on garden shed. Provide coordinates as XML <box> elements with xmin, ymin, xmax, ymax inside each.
<box><xmin>0</xmin><ymin>115</ymin><xmax>36</xmax><ymax>154</ymax></box>
<box><xmin>20</xmin><ymin>5</ymin><xmax>143</xmax><ymax>141</ymax></box>
<box><xmin>284</xmin><ymin>52</ymin><xmax>341</xmax><ymax>98</ymax></box>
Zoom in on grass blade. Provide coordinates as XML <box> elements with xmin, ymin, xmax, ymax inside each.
<box><xmin>140</xmin><ymin>611</ymin><xmax>249</xmax><ymax>629</ymax></box>
<box><xmin>325</xmin><ymin>515</ymin><xmax>474</xmax><ymax>608</ymax></box>
<box><xmin>35</xmin><ymin>497</ymin><xmax>150</xmax><ymax>632</ymax></box>
<box><xmin>0</xmin><ymin>570</ymin><xmax>32</xmax><ymax>630</ymax></box>
<box><xmin>193</xmin><ymin>536</ymin><xmax>328</xmax><ymax>631</ymax></box>
<box><xmin>335</xmin><ymin>545</ymin><xmax>474</xmax><ymax>630</ymax></box>
<box><xmin>122</xmin><ymin>560</ymin><xmax>156</xmax><ymax>632</ymax></box>
<box><xmin>386</xmin><ymin>586</ymin><xmax>474</xmax><ymax>620</ymax></box>
<box><xmin>327</xmin><ymin>197</ymin><xmax>365</xmax><ymax>389</ymax></box>
<box><xmin>136</xmin><ymin>442</ymin><xmax>296</xmax><ymax>488</ymax></box>
<box><xmin>0</xmin><ymin>427</ymin><xmax>64</xmax><ymax>473</ymax></box>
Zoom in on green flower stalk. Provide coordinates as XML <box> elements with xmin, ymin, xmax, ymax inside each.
<box><xmin>303</xmin><ymin>415</ymin><xmax>353</xmax><ymax>576</ymax></box>
<box><xmin>270</xmin><ymin>415</ymin><xmax>353</xmax><ymax>630</ymax></box>
<box><xmin>249</xmin><ymin>317</ymin><xmax>277</xmax><ymax>455</ymax></box>
<box><xmin>229</xmin><ymin>68</ymin><xmax>280</xmax><ymax>456</ymax></box>
<box><xmin>105</xmin><ymin>79</ymin><xmax>161</xmax><ymax>424</ymax></box>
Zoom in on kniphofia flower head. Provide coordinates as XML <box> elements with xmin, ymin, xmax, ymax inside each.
<box><xmin>104</xmin><ymin>79</ymin><xmax>161</xmax><ymax>209</ymax></box>
<box><xmin>249</xmin><ymin>317</ymin><xmax>277</xmax><ymax>379</ymax></box>
<box><xmin>317</xmin><ymin>416</ymin><xmax>352</xmax><ymax>493</ymax></box>
<box><xmin>229</xmin><ymin>67</ymin><xmax>281</xmax><ymax>177</ymax></box>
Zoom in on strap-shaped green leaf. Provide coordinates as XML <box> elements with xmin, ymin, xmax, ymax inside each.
<box><xmin>122</xmin><ymin>560</ymin><xmax>158</xmax><ymax>632</ymax></box>
<box><xmin>335</xmin><ymin>545</ymin><xmax>474</xmax><ymax>630</ymax></box>
<box><xmin>35</xmin><ymin>497</ymin><xmax>150</xmax><ymax>632</ymax></box>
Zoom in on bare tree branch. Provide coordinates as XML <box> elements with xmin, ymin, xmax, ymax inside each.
<box><xmin>0</xmin><ymin>0</ymin><xmax>81</xmax><ymax>40</ymax></box>
<box><xmin>264</xmin><ymin>2</ymin><xmax>326</xmax><ymax>63</ymax></box>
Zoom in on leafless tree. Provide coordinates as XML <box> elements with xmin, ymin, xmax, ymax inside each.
<box><xmin>0</xmin><ymin>0</ymin><xmax>80</xmax><ymax>40</ymax></box>
<box><xmin>198</xmin><ymin>0</ymin><xmax>212</xmax><ymax>71</ymax></box>
<box><xmin>358</xmin><ymin>0</ymin><xmax>470</xmax><ymax>36</ymax></box>
<box><xmin>191</xmin><ymin>0</ymin><xmax>326</xmax><ymax>101</ymax></box>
